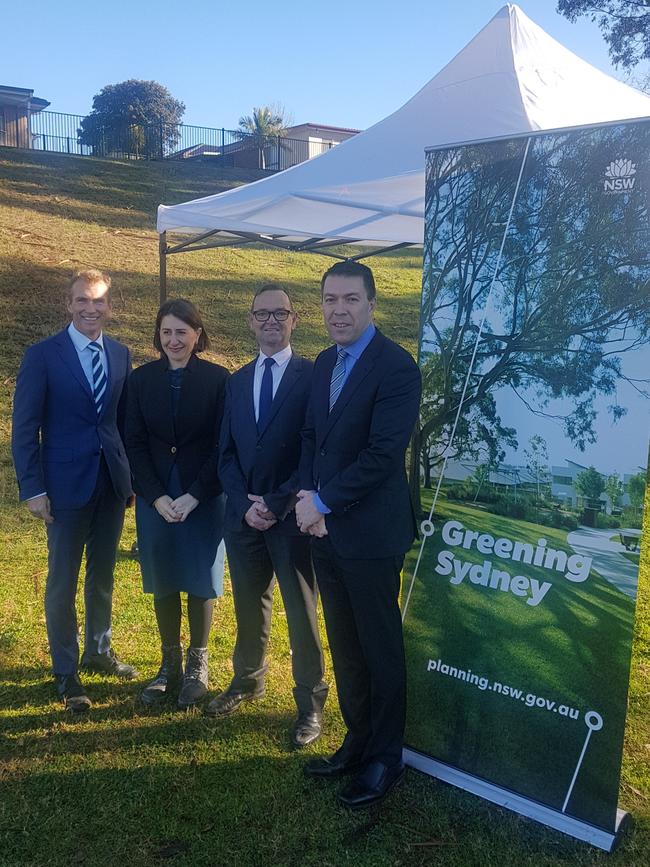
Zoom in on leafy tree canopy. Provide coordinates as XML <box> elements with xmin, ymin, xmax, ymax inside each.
<box><xmin>78</xmin><ymin>80</ymin><xmax>185</xmax><ymax>157</ymax></box>
<box><xmin>557</xmin><ymin>1</ymin><xmax>650</xmax><ymax>69</ymax></box>
<box><xmin>575</xmin><ymin>466</ymin><xmax>606</xmax><ymax>502</ymax></box>
<box><xmin>627</xmin><ymin>470</ymin><xmax>647</xmax><ymax>508</ymax></box>
<box><xmin>237</xmin><ymin>105</ymin><xmax>291</xmax><ymax>170</ymax></box>
<box><xmin>238</xmin><ymin>104</ymin><xmax>289</xmax><ymax>139</ymax></box>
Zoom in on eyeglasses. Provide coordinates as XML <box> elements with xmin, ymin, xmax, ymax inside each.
<box><xmin>251</xmin><ymin>309</ymin><xmax>293</xmax><ymax>322</ymax></box>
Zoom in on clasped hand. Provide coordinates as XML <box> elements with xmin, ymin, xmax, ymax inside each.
<box><xmin>245</xmin><ymin>494</ymin><xmax>277</xmax><ymax>531</ymax></box>
<box><xmin>154</xmin><ymin>493</ymin><xmax>199</xmax><ymax>523</ymax></box>
<box><xmin>295</xmin><ymin>490</ymin><xmax>328</xmax><ymax>537</ymax></box>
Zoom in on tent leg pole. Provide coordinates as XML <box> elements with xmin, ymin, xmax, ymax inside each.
<box><xmin>159</xmin><ymin>232</ymin><xmax>167</xmax><ymax>304</ymax></box>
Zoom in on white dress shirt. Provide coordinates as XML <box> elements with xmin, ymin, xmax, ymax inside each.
<box><xmin>252</xmin><ymin>344</ymin><xmax>293</xmax><ymax>422</ymax></box>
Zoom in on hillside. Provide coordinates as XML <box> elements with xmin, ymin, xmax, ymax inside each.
<box><xmin>0</xmin><ymin>147</ymin><xmax>423</xmax><ymax>498</ymax></box>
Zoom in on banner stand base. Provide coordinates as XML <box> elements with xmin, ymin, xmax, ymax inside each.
<box><xmin>403</xmin><ymin>748</ymin><xmax>630</xmax><ymax>852</ymax></box>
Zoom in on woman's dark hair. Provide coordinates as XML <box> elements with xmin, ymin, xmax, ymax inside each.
<box><xmin>153</xmin><ymin>298</ymin><xmax>210</xmax><ymax>353</ymax></box>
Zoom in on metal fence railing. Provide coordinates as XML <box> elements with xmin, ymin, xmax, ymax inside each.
<box><xmin>11</xmin><ymin>110</ymin><xmax>337</xmax><ymax>170</ymax></box>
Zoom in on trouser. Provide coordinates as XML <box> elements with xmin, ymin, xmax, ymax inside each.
<box><xmin>311</xmin><ymin>534</ymin><xmax>406</xmax><ymax>767</ymax></box>
<box><xmin>225</xmin><ymin>523</ymin><xmax>328</xmax><ymax>714</ymax></box>
<box><xmin>45</xmin><ymin>457</ymin><xmax>125</xmax><ymax>675</ymax></box>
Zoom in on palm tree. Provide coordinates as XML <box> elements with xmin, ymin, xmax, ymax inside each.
<box><xmin>237</xmin><ymin>105</ymin><xmax>289</xmax><ymax>169</ymax></box>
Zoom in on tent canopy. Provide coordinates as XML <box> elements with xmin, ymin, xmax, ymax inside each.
<box><xmin>157</xmin><ymin>4</ymin><xmax>650</xmax><ymax>254</ymax></box>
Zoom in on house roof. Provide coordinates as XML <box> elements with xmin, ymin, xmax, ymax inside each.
<box><xmin>0</xmin><ymin>86</ymin><xmax>50</xmax><ymax>110</ymax></box>
<box><xmin>286</xmin><ymin>123</ymin><xmax>361</xmax><ymax>135</ymax></box>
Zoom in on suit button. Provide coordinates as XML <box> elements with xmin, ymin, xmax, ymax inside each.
<box><xmin>171</xmin><ymin>446</ymin><xmax>177</xmax><ymax>454</ymax></box>
<box><xmin>320</xmin><ymin>449</ymin><xmax>326</xmax><ymax>456</ymax></box>
<box><xmin>256</xmin><ymin>445</ymin><xmax>262</xmax><ymax>451</ymax></box>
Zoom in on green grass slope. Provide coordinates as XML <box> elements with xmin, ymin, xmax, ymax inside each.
<box><xmin>0</xmin><ymin>147</ymin><xmax>647</xmax><ymax>866</ymax></box>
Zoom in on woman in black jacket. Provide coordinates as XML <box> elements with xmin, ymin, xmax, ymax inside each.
<box><xmin>126</xmin><ymin>299</ymin><xmax>229</xmax><ymax>708</ymax></box>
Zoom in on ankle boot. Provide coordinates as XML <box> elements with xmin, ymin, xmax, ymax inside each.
<box><xmin>140</xmin><ymin>645</ymin><xmax>183</xmax><ymax>705</ymax></box>
<box><xmin>178</xmin><ymin>646</ymin><xmax>209</xmax><ymax>709</ymax></box>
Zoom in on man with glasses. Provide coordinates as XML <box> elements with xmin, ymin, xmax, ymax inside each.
<box><xmin>208</xmin><ymin>284</ymin><xmax>328</xmax><ymax>747</ymax></box>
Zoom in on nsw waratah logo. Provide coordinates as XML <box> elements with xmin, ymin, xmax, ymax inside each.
<box><xmin>604</xmin><ymin>159</ymin><xmax>637</xmax><ymax>192</ymax></box>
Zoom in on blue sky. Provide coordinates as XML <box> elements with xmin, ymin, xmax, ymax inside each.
<box><xmin>1</xmin><ymin>1</ymin><xmax>637</xmax><ymax>132</ymax></box>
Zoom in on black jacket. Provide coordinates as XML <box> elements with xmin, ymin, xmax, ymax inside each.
<box><xmin>125</xmin><ymin>354</ymin><xmax>229</xmax><ymax>505</ymax></box>
<box><xmin>300</xmin><ymin>330</ymin><xmax>421</xmax><ymax>559</ymax></box>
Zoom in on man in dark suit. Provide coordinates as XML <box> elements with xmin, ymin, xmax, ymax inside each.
<box><xmin>208</xmin><ymin>284</ymin><xmax>328</xmax><ymax>747</ymax></box>
<box><xmin>12</xmin><ymin>269</ymin><xmax>137</xmax><ymax>712</ymax></box>
<box><xmin>296</xmin><ymin>260</ymin><xmax>421</xmax><ymax>808</ymax></box>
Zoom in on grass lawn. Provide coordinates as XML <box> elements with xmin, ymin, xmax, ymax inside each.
<box><xmin>403</xmin><ymin>496</ymin><xmax>641</xmax><ymax>831</ymax></box>
<box><xmin>0</xmin><ymin>148</ymin><xmax>648</xmax><ymax>865</ymax></box>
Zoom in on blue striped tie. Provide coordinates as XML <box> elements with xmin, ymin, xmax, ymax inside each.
<box><xmin>329</xmin><ymin>349</ymin><xmax>347</xmax><ymax>412</ymax></box>
<box><xmin>88</xmin><ymin>341</ymin><xmax>107</xmax><ymax>415</ymax></box>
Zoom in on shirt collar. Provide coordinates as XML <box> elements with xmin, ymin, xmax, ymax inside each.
<box><xmin>68</xmin><ymin>322</ymin><xmax>105</xmax><ymax>352</ymax></box>
<box><xmin>337</xmin><ymin>323</ymin><xmax>376</xmax><ymax>360</ymax></box>
<box><xmin>256</xmin><ymin>344</ymin><xmax>292</xmax><ymax>369</ymax></box>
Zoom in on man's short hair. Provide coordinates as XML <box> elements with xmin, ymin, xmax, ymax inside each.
<box><xmin>66</xmin><ymin>269</ymin><xmax>112</xmax><ymax>300</ymax></box>
<box><xmin>320</xmin><ymin>260</ymin><xmax>376</xmax><ymax>300</ymax></box>
<box><xmin>153</xmin><ymin>298</ymin><xmax>211</xmax><ymax>353</ymax></box>
<box><xmin>251</xmin><ymin>283</ymin><xmax>294</xmax><ymax>311</ymax></box>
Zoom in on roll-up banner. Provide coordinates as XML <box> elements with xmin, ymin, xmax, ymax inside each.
<box><xmin>402</xmin><ymin>118</ymin><xmax>649</xmax><ymax>851</ymax></box>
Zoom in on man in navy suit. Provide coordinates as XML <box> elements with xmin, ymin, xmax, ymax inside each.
<box><xmin>12</xmin><ymin>269</ymin><xmax>137</xmax><ymax>712</ymax></box>
<box><xmin>296</xmin><ymin>260</ymin><xmax>421</xmax><ymax>808</ymax></box>
<box><xmin>208</xmin><ymin>284</ymin><xmax>328</xmax><ymax>746</ymax></box>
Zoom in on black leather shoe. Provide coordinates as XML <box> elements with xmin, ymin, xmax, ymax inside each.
<box><xmin>304</xmin><ymin>747</ymin><xmax>364</xmax><ymax>779</ymax></box>
<box><xmin>55</xmin><ymin>674</ymin><xmax>92</xmax><ymax>713</ymax></box>
<box><xmin>82</xmin><ymin>649</ymin><xmax>138</xmax><ymax>680</ymax></box>
<box><xmin>205</xmin><ymin>688</ymin><xmax>264</xmax><ymax>718</ymax></box>
<box><xmin>337</xmin><ymin>760</ymin><xmax>405</xmax><ymax>809</ymax></box>
<box><xmin>291</xmin><ymin>712</ymin><xmax>322</xmax><ymax>748</ymax></box>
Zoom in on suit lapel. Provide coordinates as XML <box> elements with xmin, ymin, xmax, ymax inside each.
<box><xmin>101</xmin><ymin>335</ymin><xmax>121</xmax><ymax>420</ymax></box>
<box><xmin>239</xmin><ymin>360</ymin><xmax>257</xmax><ymax>433</ymax></box>
<box><xmin>54</xmin><ymin>330</ymin><xmax>93</xmax><ymax>402</ymax></box>
<box><xmin>320</xmin><ymin>332</ymin><xmax>384</xmax><ymax>441</ymax></box>
<box><xmin>257</xmin><ymin>354</ymin><xmax>302</xmax><ymax>438</ymax></box>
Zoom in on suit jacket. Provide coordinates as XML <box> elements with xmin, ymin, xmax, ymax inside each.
<box><xmin>12</xmin><ymin>328</ymin><xmax>132</xmax><ymax>510</ymax></box>
<box><xmin>125</xmin><ymin>353</ymin><xmax>229</xmax><ymax>505</ymax></box>
<box><xmin>219</xmin><ymin>353</ymin><xmax>313</xmax><ymax>534</ymax></box>
<box><xmin>300</xmin><ymin>329</ymin><xmax>422</xmax><ymax>559</ymax></box>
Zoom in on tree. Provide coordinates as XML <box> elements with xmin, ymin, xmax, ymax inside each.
<box><xmin>524</xmin><ymin>435</ymin><xmax>550</xmax><ymax>499</ymax></box>
<box><xmin>237</xmin><ymin>105</ymin><xmax>290</xmax><ymax>169</ymax></box>
<box><xmin>626</xmin><ymin>471</ymin><xmax>647</xmax><ymax>513</ymax></box>
<box><xmin>575</xmin><ymin>466</ymin><xmax>605</xmax><ymax>509</ymax></box>
<box><xmin>78</xmin><ymin>80</ymin><xmax>185</xmax><ymax>158</ymax></box>
<box><xmin>411</xmin><ymin>123</ymin><xmax>650</xmax><ymax>516</ymax></box>
<box><xmin>471</xmin><ymin>460</ymin><xmax>496</xmax><ymax>502</ymax></box>
<box><xmin>557</xmin><ymin>2</ymin><xmax>650</xmax><ymax>70</ymax></box>
<box><xmin>604</xmin><ymin>472</ymin><xmax>624</xmax><ymax>511</ymax></box>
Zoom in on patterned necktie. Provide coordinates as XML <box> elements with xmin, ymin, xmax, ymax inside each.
<box><xmin>88</xmin><ymin>340</ymin><xmax>107</xmax><ymax>416</ymax></box>
<box><xmin>329</xmin><ymin>349</ymin><xmax>348</xmax><ymax>412</ymax></box>
<box><xmin>257</xmin><ymin>356</ymin><xmax>275</xmax><ymax>430</ymax></box>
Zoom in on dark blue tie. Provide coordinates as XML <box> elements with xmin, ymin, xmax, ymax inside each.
<box><xmin>257</xmin><ymin>356</ymin><xmax>275</xmax><ymax>431</ymax></box>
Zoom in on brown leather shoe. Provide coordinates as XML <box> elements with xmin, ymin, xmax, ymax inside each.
<box><xmin>81</xmin><ymin>649</ymin><xmax>138</xmax><ymax>680</ymax></box>
<box><xmin>55</xmin><ymin>674</ymin><xmax>92</xmax><ymax>713</ymax></box>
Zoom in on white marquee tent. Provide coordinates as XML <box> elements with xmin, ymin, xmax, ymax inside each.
<box><xmin>157</xmin><ymin>3</ymin><xmax>650</xmax><ymax>273</ymax></box>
